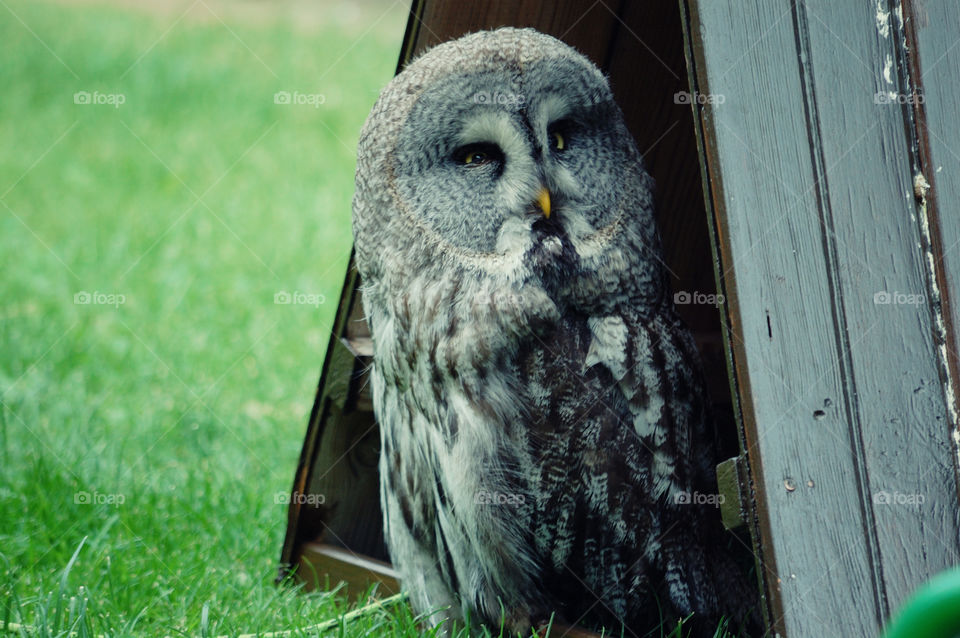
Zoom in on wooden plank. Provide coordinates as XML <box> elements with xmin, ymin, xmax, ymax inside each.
<box><xmin>684</xmin><ymin>0</ymin><xmax>960</xmax><ymax>635</ymax></box>
<box><xmin>279</xmin><ymin>262</ymin><xmax>370</xmax><ymax>574</ymax></box>
<box><xmin>684</xmin><ymin>3</ymin><xmax>879</xmax><ymax>633</ymax></box>
<box><xmin>299</xmin><ymin>542</ymin><xmax>402</xmax><ymax>594</ymax></box>
<box><xmin>799</xmin><ymin>0</ymin><xmax>959</xmax><ymax>616</ymax></box>
<box><xmin>410</xmin><ymin>0</ymin><xmax>619</xmax><ymax>66</ymax></box>
<box><xmin>298</xmin><ymin>544</ymin><xmax>605</xmax><ymax>636</ymax></box>
<box><xmin>907</xmin><ymin>0</ymin><xmax>960</xmax><ymax>499</ymax></box>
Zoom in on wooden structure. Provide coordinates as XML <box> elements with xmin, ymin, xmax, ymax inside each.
<box><xmin>281</xmin><ymin>1</ymin><xmax>960</xmax><ymax>636</ymax></box>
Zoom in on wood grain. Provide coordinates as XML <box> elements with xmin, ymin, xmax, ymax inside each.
<box><xmin>684</xmin><ymin>0</ymin><xmax>960</xmax><ymax>635</ymax></box>
<box><xmin>409</xmin><ymin>0</ymin><xmax>619</xmax><ymax>66</ymax></box>
<box><xmin>298</xmin><ymin>542</ymin><xmax>401</xmax><ymax>595</ymax></box>
<box><xmin>297</xmin><ymin>543</ymin><xmax>606</xmax><ymax>636</ymax></box>
<box><xmin>906</xmin><ymin>0</ymin><xmax>960</xmax><ymax>514</ymax></box>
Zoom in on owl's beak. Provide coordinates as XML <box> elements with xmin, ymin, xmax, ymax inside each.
<box><xmin>534</xmin><ymin>187</ymin><xmax>551</xmax><ymax>219</ymax></box>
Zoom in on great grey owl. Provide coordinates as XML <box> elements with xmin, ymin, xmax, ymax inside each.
<box><xmin>352</xmin><ymin>28</ymin><xmax>758</xmax><ymax>637</ymax></box>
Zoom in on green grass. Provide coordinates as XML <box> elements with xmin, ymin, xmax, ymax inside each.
<box><xmin>0</xmin><ymin>0</ymin><xmax>416</xmax><ymax>634</ymax></box>
<box><xmin>0</xmin><ymin>2</ymin><xmax>738</xmax><ymax>636</ymax></box>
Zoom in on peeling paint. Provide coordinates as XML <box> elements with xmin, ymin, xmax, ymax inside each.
<box><xmin>883</xmin><ymin>54</ymin><xmax>894</xmax><ymax>84</ymax></box>
<box><xmin>876</xmin><ymin>0</ymin><xmax>891</xmax><ymax>38</ymax></box>
<box><xmin>914</xmin><ymin>171</ymin><xmax>960</xmax><ymax>467</ymax></box>
<box><xmin>914</xmin><ymin>173</ymin><xmax>931</xmax><ymax>199</ymax></box>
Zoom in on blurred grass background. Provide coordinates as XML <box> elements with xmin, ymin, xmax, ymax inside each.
<box><xmin>0</xmin><ymin>2</ymin><xmax>728</xmax><ymax>636</ymax></box>
<box><xmin>0</xmin><ymin>0</ymin><xmax>413</xmax><ymax>634</ymax></box>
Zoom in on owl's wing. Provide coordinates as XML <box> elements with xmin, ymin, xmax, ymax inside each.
<box><xmin>592</xmin><ymin>311</ymin><xmax>713</xmax><ymax>501</ymax></box>
<box><xmin>521</xmin><ymin>309</ymin><xmax>758</xmax><ymax>634</ymax></box>
<box><xmin>591</xmin><ymin>310</ymin><xmax>760</xmax><ymax>634</ymax></box>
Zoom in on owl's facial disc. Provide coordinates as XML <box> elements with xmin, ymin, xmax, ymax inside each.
<box><xmin>390</xmin><ymin>59</ymin><xmax>634</xmax><ymax>265</ymax></box>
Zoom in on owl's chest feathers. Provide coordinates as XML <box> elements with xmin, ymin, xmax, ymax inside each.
<box><xmin>375</xmin><ymin>284</ymin><xmax>687</xmax><ymax>456</ymax></box>
<box><xmin>377</xmin><ymin>300</ymin><xmax>689</xmax><ymax>518</ymax></box>
<box><xmin>374</xmin><ymin>287</ymin><xmax>710</xmax><ymax>615</ymax></box>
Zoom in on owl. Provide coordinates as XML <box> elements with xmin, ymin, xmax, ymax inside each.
<box><xmin>351</xmin><ymin>28</ymin><xmax>759</xmax><ymax>637</ymax></box>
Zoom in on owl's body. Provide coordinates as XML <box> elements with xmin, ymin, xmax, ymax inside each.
<box><xmin>352</xmin><ymin>28</ymin><xmax>757</xmax><ymax>635</ymax></box>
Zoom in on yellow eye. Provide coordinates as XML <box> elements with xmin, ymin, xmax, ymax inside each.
<box><xmin>454</xmin><ymin>143</ymin><xmax>502</xmax><ymax>166</ymax></box>
<box><xmin>551</xmin><ymin>131</ymin><xmax>565</xmax><ymax>151</ymax></box>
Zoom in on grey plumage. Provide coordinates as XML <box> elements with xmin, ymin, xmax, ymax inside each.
<box><xmin>352</xmin><ymin>27</ymin><xmax>758</xmax><ymax>636</ymax></box>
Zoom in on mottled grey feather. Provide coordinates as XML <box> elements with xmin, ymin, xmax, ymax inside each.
<box><xmin>352</xmin><ymin>27</ymin><xmax>759</xmax><ymax>636</ymax></box>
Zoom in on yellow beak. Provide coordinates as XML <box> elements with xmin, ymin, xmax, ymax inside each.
<box><xmin>535</xmin><ymin>187</ymin><xmax>551</xmax><ymax>219</ymax></box>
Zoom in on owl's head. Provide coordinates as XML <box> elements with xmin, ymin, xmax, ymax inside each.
<box><xmin>353</xmin><ymin>28</ymin><xmax>665</xmax><ymax>313</ymax></box>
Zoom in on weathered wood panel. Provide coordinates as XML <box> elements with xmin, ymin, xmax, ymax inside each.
<box><xmin>683</xmin><ymin>0</ymin><xmax>960</xmax><ymax>635</ymax></box>
<box><xmin>298</xmin><ymin>542</ymin><xmax>401</xmax><ymax>595</ymax></box>
<box><xmin>684</xmin><ymin>5</ymin><xmax>879</xmax><ymax>634</ymax></box>
<box><xmin>409</xmin><ymin>1</ymin><xmax>618</xmax><ymax>65</ymax></box>
<box><xmin>279</xmin><ymin>264</ymin><xmax>387</xmax><ymax>579</ymax></box>
<box><xmin>298</xmin><ymin>542</ymin><xmax>606</xmax><ymax>636</ymax></box>
<box><xmin>803</xmin><ymin>0</ymin><xmax>958</xmax><ymax>614</ymax></box>
<box><xmin>908</xmin><ymin>0</ymin><xmax>960</xmax><ymax>493</ymax></box>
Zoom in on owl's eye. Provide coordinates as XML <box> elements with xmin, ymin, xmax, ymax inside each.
<box><xmin>547</xmin><ymin>120</ymin><xmax>573</xmax><ymax>153</ymax></box>
<box><xmin>453</xmin><ymin>143</ymin><xmax>503</xmax><ymax>167</ymax></box>
<box><xmin>466</xmin><ymin>151</ymin><xmax>488</xmax><ymax>164</ymax></box>
<box><xmin>551</xmin><ymin>131</ymin><xmax>565</xmax><ymax>151</ymax></box>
